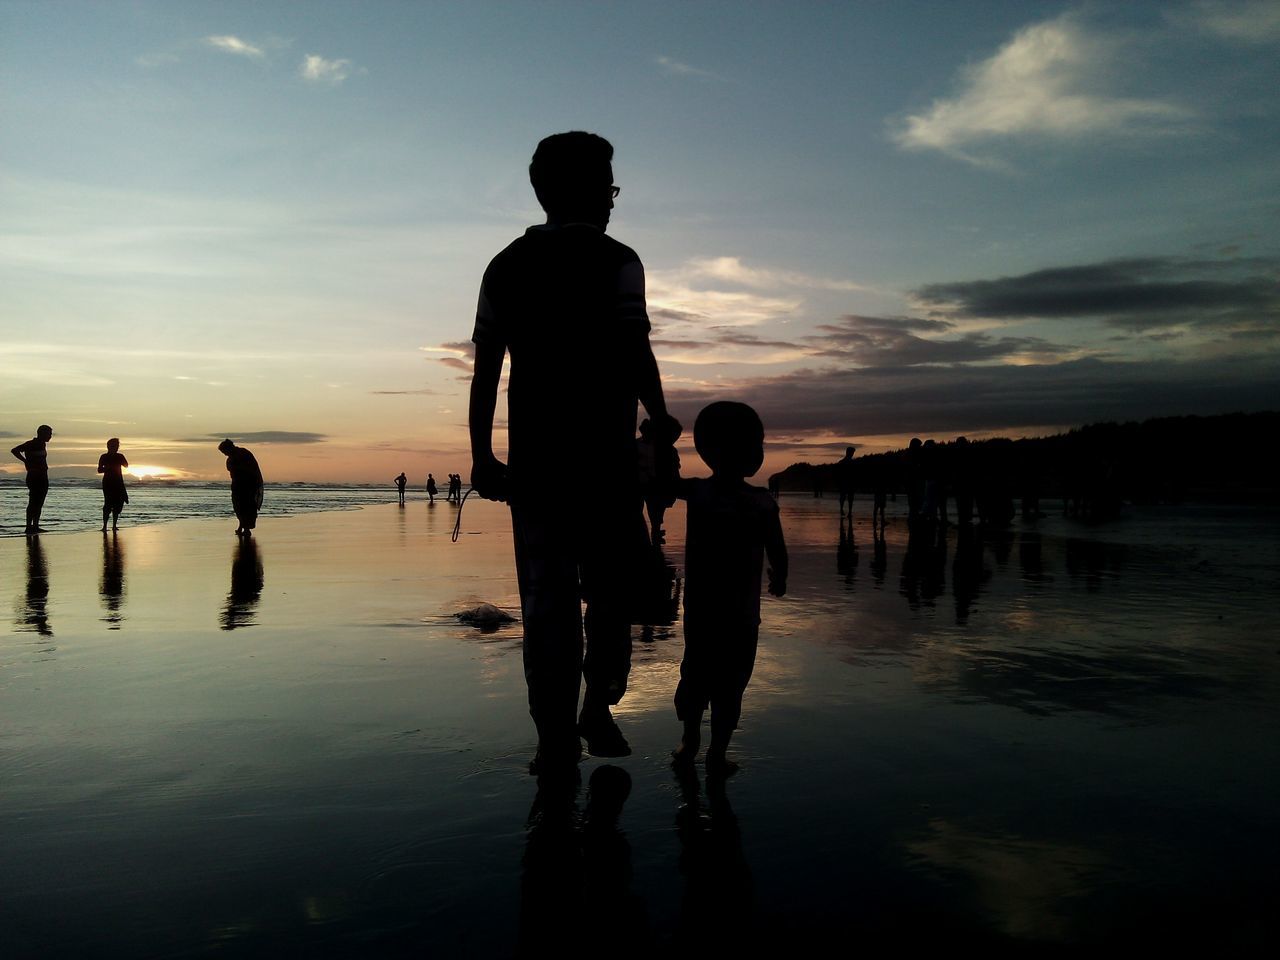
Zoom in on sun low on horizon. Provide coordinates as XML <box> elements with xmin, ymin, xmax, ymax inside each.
<box><xmin>2</xmin><ymin>0</ymin><xmax>1277</xmax><ymax>484</ymax></box>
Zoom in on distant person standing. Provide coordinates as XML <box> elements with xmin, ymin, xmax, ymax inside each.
<box><xmin>217</xmin><ymin>439</ymin><xmax>264</xmax><ymax>536</ymax></box>
<box><xmin>98</xmin><ymin>438</ymin><xmax>129</xmax><ymax>531</ymax></box>
<box><xmin>836</xmin><ymin>445</ymin><xmax>857</xmax><ymax>518</ymax></box>
<box><xmin>395</xmin><ymin>472</ymin><xmax>407</xmax><ymax>505</ymax></box>
<box><xmin>426</xmin><ymin>473</ymin><xmax>438</xmax><ymax>504</ymax></box>
<box><xmin>469</xmin><ymin>130</ymin><xmax>678</xmax><ymax>772</ymax></box>
<box><xmin>11</xmin><ymin>424</ymin><xmax>53</xmax><ymax>535</ymax></box>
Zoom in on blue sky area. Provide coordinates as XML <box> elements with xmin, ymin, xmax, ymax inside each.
<box><xmin>2</xmin><ymin>1</ymin><xmax>1277</xmax><ymax>480</ymax></box>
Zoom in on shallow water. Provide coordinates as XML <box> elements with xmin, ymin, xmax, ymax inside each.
<box><xmin>1</xmin><ymin>496</ymin><xmax>1277</xmax><ymax>954</ymax></box>
<box><xmin>0</xmin><ymin>479</ymin><xmax>412</xmax><ymax>538</ymax></box>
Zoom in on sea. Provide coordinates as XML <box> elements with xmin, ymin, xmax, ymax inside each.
<box><xmin>0</xmin><ymin>478</ymin><xmax>405</xmax><ymax>537</ymax></box>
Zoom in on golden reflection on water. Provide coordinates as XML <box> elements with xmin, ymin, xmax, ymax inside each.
<box><xmin>906</xmin><ymin>818</ymin><xmax>1111</xmax><ymax>942</ymax></box>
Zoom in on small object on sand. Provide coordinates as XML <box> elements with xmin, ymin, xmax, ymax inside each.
<box><xmin>455</xmin><ymin>602</ymin><xmax>518</xmax><ymax>631</ymax></box>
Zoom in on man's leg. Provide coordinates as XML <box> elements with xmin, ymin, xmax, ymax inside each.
<box><xmin>512</xmin><ymin>504</ymin><xmax>584</xmax><ymax>767</ymax></box>
<box><xmin>578</xmin><ymin>503</ymin><xmax>643</xmax><ymax>756</ymax></box>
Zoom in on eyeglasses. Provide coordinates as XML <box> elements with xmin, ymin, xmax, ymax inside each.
<box><xmin>610</xmin><ymin>185</ymin><xmax>621</xmax><ymax>199</ymax></box>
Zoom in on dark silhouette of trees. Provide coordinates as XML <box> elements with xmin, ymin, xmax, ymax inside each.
<box><xmin>767</xmin><ymin>412</ymin><xmax>1279</xmax><ymax>516</ymax></box>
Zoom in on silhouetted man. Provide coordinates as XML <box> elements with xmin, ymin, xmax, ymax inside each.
<box><xmin>469</xmin><ymin>131</ymin><xmax>677</xmax><ymax>772</ymax></box>
<box><xmin>836</xmin><ymin>445</ymin><xmax>856</xmax><ymax>518</ymax></box>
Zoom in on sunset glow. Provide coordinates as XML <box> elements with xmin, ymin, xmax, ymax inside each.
<box><xmin>125</xmin><ymin>465</ymin><xmax>183</xmax><ymax>481</ymax></box>
<box><xmin>1</xmin><ymin>1</ymin><xmax>1276</xmax><ymax>483</ymax></box>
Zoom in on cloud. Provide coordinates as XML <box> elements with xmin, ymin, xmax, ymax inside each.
<box><xmin>300</xmin><ymin>54</ymin><xmax>355</xmax><ymax>85</ymax></box>
<box><xmin>891</xmin><ymin>14</ymin><xmax>1192</xmax><ymax>165</ymax></box>
<box><xmin>1183</xmin><ymin>0</ymin><xmax>1280</xmax><ymax>43</ymax></box>
<box><xmin>663</xmin><ymin>352</ymin><xmax>1280</xmax><ymax>441</ymax></box>
<box><xmin>653</xmin><ymin>312</ymin><xmax>1069</xmax><ymax>368</ymax></box>
<box><xmin>655</xmin><ymin>55</ymin><xmax>723</xmax><ymax>81</ymax></box>
<box><xmin>177</xmin><ymin>431</ymin><xmax>327</xmax><ymax>444</ymax></box>
<box><xmin>803</xmin><ymin>315</ymin><xmax>1072</xmax><ymax>366</ymax></box>
<box><xmin>369</xmin><ymin>388</ymin><xmax>438</xmax><ymax>396</ymax></box>
<box><xmin>915</xmin><ymin>256</ymin><xmax>1280</xmax><ymax>333</ymax></box>
<box><xmin>206</xmin><ymin>35</ymin><xmax>264</xmax><ymax>59</ymax></box>
<box><xmin>422</xmin><ymin>341</ymin><xmax>475</xmax><ymax>379</ymax></box>
<box><xmin>682</xmin><ymin>256</ymin><xmax>867</xmax><ymax>293</ymax></box>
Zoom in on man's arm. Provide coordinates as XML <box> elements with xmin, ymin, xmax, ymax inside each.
<box><xmin>620</xmin><ymin>258</ymin><xmax>680</xmax><ymax>444</ymax></box>
<box><xmin>468</xmin><ymin>338</ymin><xmax>509</xmax><ymax>501</ymax></box>
<box><xmin>11</xmin><ymin>441</ymin><xmax>28</xmax><ymax>464</ymax></box>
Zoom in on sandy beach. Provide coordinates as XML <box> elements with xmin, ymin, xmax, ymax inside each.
<box><xmin>3</xmin><ymin>497</ymin><xmax>1278</xmax><ymax>954</ymax></box>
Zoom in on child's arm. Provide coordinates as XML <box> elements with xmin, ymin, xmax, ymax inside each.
<box><xmin>765</xmin><ymin>505</ymin><xmax>788</xmax><ymax>597</ymax></box>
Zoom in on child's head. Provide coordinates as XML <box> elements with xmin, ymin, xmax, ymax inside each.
<box><xmin>694</xmin><ymin>401</ymin><xmax>765</xmax><ymax>478</ymax></box>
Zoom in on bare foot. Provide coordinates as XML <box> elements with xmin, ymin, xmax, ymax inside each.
<box><xmin>671</xmin><ymin>739</ymin><xmax>698</xmax><ymax>767</ymax></box>
<box><xmin>706</xmin><ymin>753</ymin><xmax>739</xmax><ymax>779</ymax></box>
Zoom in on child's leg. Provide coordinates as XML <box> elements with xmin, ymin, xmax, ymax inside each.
<box><xmin>673</xmin><ymin>710</ymin><xmax>703</xmax><ymax>765</ymax></box>
<box><xmin>672</xmin><ymin>630</ymin><xmax>710</xmax><ymax>764</ymax></box>
<box><xmin>706</xmin><ymin>693</ymin><xmax>742</xmax><ymax>771</ymax></box>
<box><xmin>707</xmin><ymin>629</ymin><xmax>756</xmax><ymax>773</ymax></box>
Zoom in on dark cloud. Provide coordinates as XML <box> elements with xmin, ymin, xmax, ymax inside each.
<box><xmin>369</xmin><ymin>388</ymin><xmax>438</xmax><ymax>395</ymax></box>
<box><xmin>803</xmin><ymin>314</ymin><xmax>1070</xmax><ymax>366</ymax></box>
<box><xmin>0</xmin><ymin>430</ymin><xmax>20</xmax><ymax>438</ymax></box>
<box><xmin>916</xmin><ymin>257</ymin><xmax>1280</xmax><ymax>332</ymax></box>
<box><xmin>664</xmin><ymin>354</ymin><xmax>1280</xmax><ymax>439</ymax></box>
<box><xmin>177</xmin><ymin>431</ymin><xmax>327</xmax><ymax>444</ymax></box>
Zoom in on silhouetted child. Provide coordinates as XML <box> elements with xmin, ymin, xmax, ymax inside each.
<box><xmin>673</xmin><ymin>402</ymin><xmax>787</xmax><ymax>775</ymax></box>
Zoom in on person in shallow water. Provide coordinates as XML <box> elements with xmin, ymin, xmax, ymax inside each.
<box><xmin>426</xmin><ymin>473</ymin><xmax>438</xmax><ymax>503</ymax></box>
<box><xmin>468</xmin><ymin>130</ymin><xmax>679</xmax><ymax>773</ymax></box>
<box><xmin>98</xmin><ymin>438</ymin><xmax>129</xmax><ymax>531</ymax></box>
<box><xmin>11</xmin><ymin>424</ymin><xmax>53</xmax><ymax>535</ymax></box>
<box><xmin>217</xmin><ymin>439</ymin><xmax>264</xmax><ymax>536</ymax></box>
<box><xmin>672</xmin><ymin>402</ymin><xmax>788</xmax><ymax>777</ymax></box>
<box><xmin>395</xmin><ymin>472</ymin><xmax>407</xmax><ymax>506</ymax></box>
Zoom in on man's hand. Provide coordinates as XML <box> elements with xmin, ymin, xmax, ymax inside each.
<box><xmin>650</xmin><ymin>412</ymin><xmax>682</xmax><ymax>447</ymax></box>
<box><xmin>471</xmin><ymin>454</ymin><xmax>509</xmax><ymax>502</ymax></box>
<box><xmin>767</xmin><ymin>570</ymin><xmax>787</xmax><ymax>597</ymax></box>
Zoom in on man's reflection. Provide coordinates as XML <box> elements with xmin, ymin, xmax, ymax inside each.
<box><xmin>220</xmin><ymin>536</ymin><xmax>264</xmax><ymax>630</ymax></box>
<box><xmin>518</xmin><ymin>766</ymin><xmax>650</xmax><ymax>956</ymax></box>
<box><xmin>100</xmin><ymin>531</ymin><xmax>126</xmax><ymax>628</ymax></box>
<box><xmin>18</xmin><ymin>536</ymin><xmax>52</xmax><ymax>637</ymax></box>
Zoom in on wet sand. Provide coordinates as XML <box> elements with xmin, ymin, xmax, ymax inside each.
<box><xmin>2</xmin><ymin>498</ymin><xmax>1278</xmax><ymax>954</ymax></box>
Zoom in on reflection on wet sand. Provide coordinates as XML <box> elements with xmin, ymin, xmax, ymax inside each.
<box><xmin>673</xmin><ymin>765</ymin><xmax>753</xmax><ymax>953</ymax></box>
<box><xmin>836</xmin><ymin>518</ymin><xmax>857</xmax><ymax>587</ymax></box>
<box><xmin>905</xmin><ymin>818</ymin><xmax>1109</xmax><ymax>942</ymax></box>
<box><xmin>785</xmin><ymin>506</ymin><xmax>1271</xmax><ymax>720</ymax></box>
<box><xmin>100</xmin><ymin>531</ymin><xmax>126</xmax><ymax>628</ymax></box>
<box><xmin>221</xmin><ymin>536</ymin><xmax>264</xmax><ymax>631</ymax></box>
<box><xmin>519</xmin><ymin>767</ymin><xmax>651</xmax><ymax>956</ymax></box>
<box><xmin>16</xmin><ymin>536</ymin><xmax>53</xmax><ymax>637</ymax></box>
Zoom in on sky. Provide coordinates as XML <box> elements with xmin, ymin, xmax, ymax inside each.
<box><xmin>2</xmin><ymin>0</ymin><xmax>1277</xmax><ymax>482</ymax></box>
